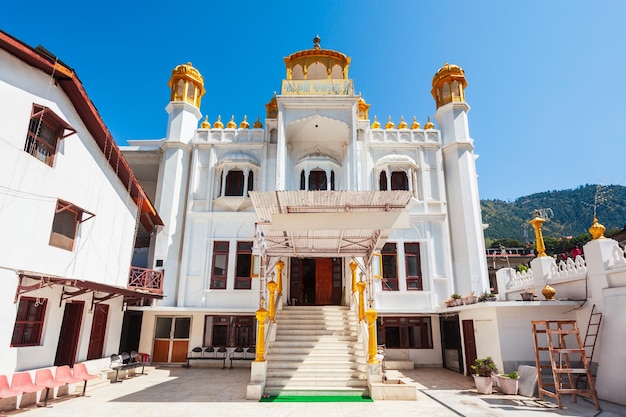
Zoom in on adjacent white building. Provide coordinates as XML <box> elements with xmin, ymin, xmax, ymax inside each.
<box><xmin>0</xmin><ymin>30</ymin><xmax>163</xmax><ymax>375</ymax></box>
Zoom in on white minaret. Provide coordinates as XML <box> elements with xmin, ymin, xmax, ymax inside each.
<box><xmin>432</xmin><ymin>63</ymin><xmax>489</xmax><ymax>296</ymax></box>
<box><xmin>153</xmin><ymin>63</ymin><xmax>204</xmax><ymax>306</ymax></box>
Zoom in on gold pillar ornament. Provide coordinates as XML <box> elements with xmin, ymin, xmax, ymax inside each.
<box><xmin>589</xmin><ymin>217</ymin><xmax>606</xmax><ymax>240</ymax></box>
<box><xmin>350</xmin><ymin>261</ymin><xmax>358</xmax><ymax>294</ymax></box>
<box><xmin>275</xmin><ymin>261</ymin><xmax>284</xmax><ymax>295</ymax></box>
<box><xmin>267</xmin><ymin>281</ymin><xmax>277</xmax><ymax>322</ymax></box>
<box><xmin>530</xmin><ymin>211</ymin><xmax>547</xmax><ymax>257</ymax></box>
<box><xmin>357</xmin><ymin>281</ymin><xmax>366</xmax><ymax>322</ymax></box>
<box><xmin>365</xmin><ymin>308</ymin><xmax>379</xmax><ymax>364</ymax></box>
<box><xmin>542</xmin><ymin>284</ymin><xmax>556</xmax><ymax>301</ymax></box>
<box><xmin>254</xmin><ymin>308</ymin><xmax>268</xmax><ymax>362</ymax></box>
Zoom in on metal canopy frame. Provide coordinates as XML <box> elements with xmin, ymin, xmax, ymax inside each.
<box><xmin>249</xmin><ymin>190</ymin><xmax>412</xmax><ymax>263</ymax></box>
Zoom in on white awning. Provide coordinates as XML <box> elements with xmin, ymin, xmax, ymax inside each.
<box><xmin>249</xmin><ymin>190</ymin><xmax>412</xmax><ymax>260</ymax></box>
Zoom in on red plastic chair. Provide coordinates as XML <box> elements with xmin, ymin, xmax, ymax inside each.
<box><xmin>55</xmin><ymin>366</ymin><xmax>82</xmax><ymax>385</ymax></box>
<box><xmin>35</xmin><ymin>369</ymin><xmax>64</xmax><ymax>406</ymax></box>
<box><xmin>0</xmin><ymin>374</ymin><xmax>22</xmax><ymax>399</ymax></box>
<box><xmin>72</xmin><ymin>363</ymin><xmax>98</xmax><ymax>396</ymax></box>
<box><xmin>11</xmin><ymin>371</ymin><xmax>45</xmax><ymax>406</ymax></box>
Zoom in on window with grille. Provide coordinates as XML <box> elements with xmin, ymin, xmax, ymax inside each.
<box><xmin>377</xmin><ymin>317</ymin><xmax>432</xmax><ymax>349</ymax></box>
<box><xmin>381</xmin><ymin>243</ymin><xmax>398</xmax><ymax>291</ymax></box>
<box><xmin>404</xmin><ymin>243</ymin><xmax>422</xmax><ymax>290</ymax></box>
<box><xmin>24</xmin><ymin>105</ymin><xmax>75</xmax><ymax>166</ymax></box>
<box><xmin>210</xmin><ymin>241</ymin><xmax>229</xmax><ymax>289</ymax></box>
<box><xmin>235</xmin><ymin>241</ymin><xmax>253</xmax><ymax>289</ymax></box>
<box><xmin>11</xmin><ymin>297</ymin><xmax>47</xmax><ymax>347</ymax></box>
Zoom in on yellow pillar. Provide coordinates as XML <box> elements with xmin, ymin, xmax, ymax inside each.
<box><xmin>267</xmin><ymin>281</ymin><xmax>277</xmax><ymax>322</ymax></box>
<box><xmin>529</xmin><ymin>211</ymin><xmax>547</xmax><ymax>257</ymax></box>
<box><xmin>365</xmin><ymin>308</ymin><xmax>378</xmax><ymax>364</ymax></box>
<box><xmin>350</xmin><ymin>261</ymin><xmax>357</xmax><ymax>294</ymax></box>
<box><xmin>276</xmin><ymin>261</ymin><xmax>284</xmax><ymax>295</ymax></box>
<box><xmin>254</xmin><ymin>308</ymin><xmax>268</xmax><ymax>362</ymax></box>
<box><xmin>357</xmin><ymin>281</ymin><xmax>366</xmax><ymax>322</ymax></box>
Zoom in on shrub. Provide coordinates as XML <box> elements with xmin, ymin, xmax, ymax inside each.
<box><xmin>471</xmin><ymin>357</ymin><xmax>498</xmax><ymax>377</ymax></box>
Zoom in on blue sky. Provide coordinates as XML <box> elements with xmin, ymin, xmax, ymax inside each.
<box><xmin>2</xmin><ymin>1</ymin><xmax>625</xmax><ymax>201</ymax></box>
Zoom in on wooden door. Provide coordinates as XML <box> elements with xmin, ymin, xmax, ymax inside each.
<box><xmin>290</xmin><ymin>259</ymin><xmax>303</xmax><ymax>305</ymax></box>
<box><xmin>55</xmin><ymin>302</ymin><xmax>84</xmax><ymax>366</ymax></box>
<box><xmin>462</xmin><ymin>319</ymin><xmax>477</xmax><ymax>376</ymax></box>
<box><xmin>152</xmin><ymin>316</ymin><xmax>191</xmax><ymax>363</ymax></box>
<box><xmin>316</xmin><ymin>258</ymin><xmax>333</xmax><ymax>305</ymax></box>
<box><xmin>87</xmin><ymin>304</ymin><xmax>109</xmax><ymax>359</ymax></box>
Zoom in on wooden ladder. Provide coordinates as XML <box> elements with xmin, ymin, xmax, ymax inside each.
<box><xmin>532</xmin><ymin>320</ymin><xmax>600</xmax><ymax>410</ymax></box>
<box><xmin>577</xmin><ymin>305</ymin><xmax>602</xmax><ymax>389</ymax></box>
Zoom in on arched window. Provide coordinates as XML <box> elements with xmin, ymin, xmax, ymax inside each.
<box><xmin>309</xmin><ymin>169</ymin><xmax>327</xmax><ymax>191</ymax></box>
<box><xmin>247</xmin><ymin>171</ymin><xmax>254</xmax><ymax>195</ymax></box>
<box><xmin>300</xmin><ymin>170</ymin><xmax>306</xmax><ymax>190</ymax></box>
<box><xmin>379</xmin><ymin>171</ymin><xmax>388</xmax><ymax>191</ymax></box>
<box><xmin>391</xmin><ymin>171</ymin><xmax>409</xmax><ymax>190</ymax></box>
<box><xmin>225</xmin><ymin>170</ymin><xmax>244</xmax><ymax>196</ymax></box>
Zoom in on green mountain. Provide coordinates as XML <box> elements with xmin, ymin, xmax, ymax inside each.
<box><xmin>481</xmin><ymin>184</ymin><xmax>626</xmax><ymax>241</ymax></box>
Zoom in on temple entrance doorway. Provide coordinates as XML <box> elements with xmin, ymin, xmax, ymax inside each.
<box><xmin>289</xmin><ymin>257</ymin><xmax>342</xmax><ymax>305</ymax></box>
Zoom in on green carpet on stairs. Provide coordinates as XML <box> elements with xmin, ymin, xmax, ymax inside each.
<box><xmin>260</xmin><ymin>394</ymin><xmax>373</xmax><ymax>402</ymax></box>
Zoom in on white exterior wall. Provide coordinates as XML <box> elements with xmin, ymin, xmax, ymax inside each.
<box><xmin>0</xmin><ymin>49</ymin><xmax>139</xmax><ymax>373</ymax></box>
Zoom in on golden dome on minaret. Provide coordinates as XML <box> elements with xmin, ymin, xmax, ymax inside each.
<box><xmin>410</xmin><ymin>116</ymin><xmax>421</xmax><ymax>130</ymax></box>
<box><xmin>431</xmin><ymin>62</ymin><xmax>467</xmax><ymax>109</ymax></box>
<box><xmin>424</xmin><ymin>116</ymin><xmax>434</xmax><ymax>129</ymax></box>
<box><xmin>253</xmin><ymin>116</ymin><xmax>263</xmax><ymax>129</ymax></box>
<box><xmin>371</xmin><ymin>116</ymin><xmax>381</xmax><ymax>129</ymax></box>
<box><xmin>214</xmin><ymin>115</ymin><xmax>224</xmax><ymax>129</ymax></box>
<box><xmin>227</xmin><ymin>115</ymin><xmax>237</xmax><ymax>129</ymax></box>
<box><xmin>168</xmin><ymin>62</ymin><xmax>206</xmax><ymax>109</ymax></box>
<box><xmin>239</xmin><ymin>115</ymin><xmax>250</xmax><ymax>129</ymax></box>
<box><xmin>266</xmin><ymin>94</ymin><xmax>278</xmax><ymax>119</ymax></box>
<box><xmin>589</xmin><ymin>217</ymin><xmax>606</xmax><ymax>239</ymax></box>
<box><xmin>200</xmin><ymin>115</ymin><xmax>210</xmax><ymax>129</ymax></box>
<box><xmin>357</xmin><ymin>97</ymin><xmax>370</xmax><ymax>120</ymax></box>
<box><xmin>283</xmin><ymin>35</ymin><xmax>351</xmax><ymax>81</ymax></box>
<box><xmin>385</xmin><ymin>116</ymin><xmax>395</xmax><ymax>129</ymax></box>
<box><xmin>398</xmin><ymin>116</ymin><xmax>408</xmax><ymax>129</ymax></box>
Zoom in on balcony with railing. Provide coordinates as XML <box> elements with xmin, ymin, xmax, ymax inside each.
<box><xmin>128</xmin><ymin>266</ymin><xmax>163</xmax><ymax>294</ymax></box>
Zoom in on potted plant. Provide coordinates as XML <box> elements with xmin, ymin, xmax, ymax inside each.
<box><xmin>451</xmin><ymin>293</ymin><xmax>463</xmax><ymax>306</ymax></box>
<box><xmin>463</xmin><ymin>292</ymin><xmax>478</xmax><ymax>305</ymax></box>
<box><xmin>471</xmin><ymin>357</ymin><xmax>498</xmax><ymax>394</ymax></box>
<box><xmin>520</xmin><ymin>287</ymin><xmax>535</xmax><ymax>301</ymax></box>
<box><xmin>497</xmin><ymin>371</ymin><xmax>519</xmax><ymax>395</ymax></box>
<box><xmin>444</xmin><ymin>299</ymin><xmax>454</xmax><ymax>308</ymax></box>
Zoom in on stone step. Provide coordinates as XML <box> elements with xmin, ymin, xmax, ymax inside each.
<box><xmin>268</xmin><ymin>347</ymin><xmax>364</xmax><ymax>355</ymax></box>
<box><xmin>267</xmin><ymin>368</ymin><xmax>366</xmax><ymax>377</ymax></box>
<box><xmin>265</xmin><ymin>378</ymin><xmax>368</xmax><ymax>388</ymax></box>
<box><xmin>267</xmin><ymin>362</ymin><xmax>367</xmax><ymax>371</ymax></box>
<box><xmin>270</xmin><ymin>340</ymin><xmax>363</xmax><ymax>347</ymax></box>
<box><xmin>263</xmin><ymin>387</ymin><xmax>369</xmax><ymax>397</ymax></box>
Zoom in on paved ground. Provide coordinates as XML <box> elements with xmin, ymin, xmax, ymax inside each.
<box><xmin>2</xmin><ymin>366</ymin><xmax>624</xmax><ymax>417</ymax></box>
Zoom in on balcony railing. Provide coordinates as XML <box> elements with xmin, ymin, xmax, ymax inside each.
<box><xmin>128</xmin><ymin>266</ymin><xmax>163</xmax><ymax>294</ymax></box>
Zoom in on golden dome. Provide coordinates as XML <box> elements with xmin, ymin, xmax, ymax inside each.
<box><xmin>431</xmin><ymin>62</ymin><xmax>468</xmax><ymax>109</ymax></box>
<box><xmin>200</xmin><ymin>115</ymin><xmax>210</xmax><ymax>129</ymax></box>
<box><xmin>410</xmin><ymin>116</ymin><xmax>421</xmax><ymax>130</ymax></box>
<box><xmin>398</xmin><ymin>116</ymin><xmax>408</xmax><ymax>129</ymax></box>
<box><xmin>589</xmin><ymin>217</ymin><xmax>606</xmax><ymax>239</ymax></box>
<box><xmin>284</xmin><ymin>35</ymin><xmax>351</xmax><ymax>80</ymax></box>
<box><xmin>168</xmin><ymin>62</ymin><xmax>206</xmax><ymax>108</ymax></box>
<box><xmin>424</xmin><ymin>116</ymin><xmax>434</xmax><ymax>129</ymax></box>
<box><xmin>240</xmin><ymin>115</ymin><xmax>250</xmax><ymax>129</ymax></box>
<box><xmin>227</xmin><ymin>115</ymin><xmax>237</xmax><ymax>129</ymax></box>
<box><xmin>357</xmin><ymin>97</ymin><xmax>370</xmax><ymax>120</ymax></box>
<box><xmin>371</xmin><ymin>116</ymin><xmax>381</xmax><ymax>129</ymax></box>
<box><xmin>385</xmin><ymin>116</ymin><xmax>395</xmax><ymax>129</ymax></box>
<box><xmin>214</xmin><ymin>115</ymin><xmax>224</xmax><ymax>129</ymax></box>
<box><xmin>266</xmin><ymin>94</ymin><xmax>278</xmax><ymax>119</ymax></box>
<box><xmin>253</xmin><ymin>116</ymin><xmax>263</xmax><ymax>129</ymax></box>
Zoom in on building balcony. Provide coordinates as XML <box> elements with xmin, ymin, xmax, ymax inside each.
<box><xmin>128</xmin><ymin>266</ymin><xmax>163</xmax><ymax>295</ymax></box>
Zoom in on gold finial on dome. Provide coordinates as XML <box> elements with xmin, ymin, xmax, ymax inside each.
<box><xmin>253</xmin><ymin>116</ymin><xmax>263</xmax><ymax>129</ymax></box>
<box><xmin>214</xmin><ymin>115</ymin><xmax>224</xmax><ymax>129</ymax></box>
<box><xmin>168</xmin><ymin>62</ymin><xmax>206</xmax><ymax>109</ymax></box>
<box><xmin>357</xmin><ymin>97</ymin><xmax>370</xmax><ymax>120</ymax></box>
<box><xmin>589</xmin><ymin>217</ymin><xmax>606</xmax><ymax>239</ymax></box>
<box><xmin>431</xmin><ymin>62</ymin><xmax>467</xmax><ymax>109</ymax></box>
<box><xmin>424</xmin><ymin>116</ymin><xmax>434</xmax><ymax>129</ymax></box>
<box><xmin>200</xmin><ymin>115</ymin><xmax>210</xmax><ymax>129</ymax></box>
<box><xmin>371</xmin><ymin>116</ymin><xmax>381</xmax><ymax>129</ymax></box>
<box><xmin>385</xmin><ymin>116</ymin><xmax>395</xmax><ymax>129</ymax></box>
<box><xmin>410</xmin><ymin>116</ymin><xmax>421</xmax><ymax>130</ymax></box>
<box><xmin>266</xmin><ymin>93</ymin><xmax>278</xmax><ymax>119</ymax></box>
<box><xmin>239</xmin><ymin>115</ymin><xmax>249</xmax><ymax>129</ymax></box>
<box><xmin>398</xmin><ymin>116</ymin><xmax>408</xmax><ymax>129</ymax></box>
<box><xmin>313</xmin><ymin>34</ymin><xmax>321</xmax><ymax>50</ymax></box>
<box><xmin>227</xmin><ymin>115</ymin><xmax>237</xmax><ymax>129</ymax></box>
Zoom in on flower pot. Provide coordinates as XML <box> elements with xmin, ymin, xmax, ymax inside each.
<box><xmin>472</xmin><ymin>375</ymin><xmax>493</xmax><ymax>394</ymax></box>
<box><xmin>453</xmin><ymin>298</ymin><xmax>464</xmax><ymax>306</ymax></box>
<box><xmin>520</xmin><ymin>292</ymin><xmax>534</xmax><ymax>301</ymax></box>
<box><xmin>497</xmin><ymin>375</ymin><xmax>519</xmax><ymax>395</ymax></box>
<box><xmin>463</xmin><ymin>295</ymin><xmax>478</xmax><ymax>305</ymax></box>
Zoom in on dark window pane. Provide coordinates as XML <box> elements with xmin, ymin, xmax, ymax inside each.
<box><xmin>173</xmin><ymin>317</ymin><xmax>191</xmax><ymax>338</ymax></box>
